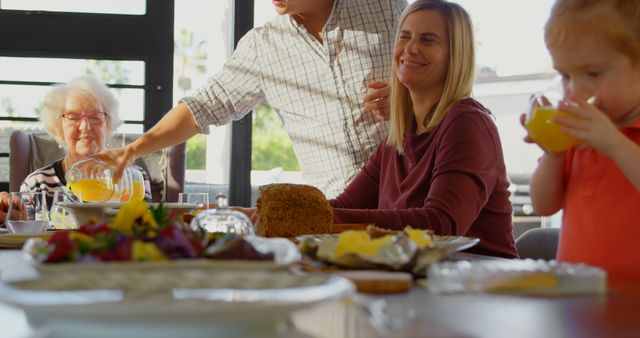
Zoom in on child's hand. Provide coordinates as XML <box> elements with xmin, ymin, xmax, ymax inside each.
<box><xmin>555</xmin><ymin>99</ymin><xmax>627</xmax><ymax>157</ymax></box>
<box><xmin>521</xmin><ymin>111</ymin><xmax>565</xmax><ymax>157</ymax></box>
<box><xmin>519</xmin><ymin>113</ymin><xmax>535</xmax><ymax>144</ymax></box>
<box><xmin>522</xmin><ymin>94</ymin><xmax>554</xmax><ymax>147</ymax></box>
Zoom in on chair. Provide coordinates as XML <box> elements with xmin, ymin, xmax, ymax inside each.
<box><xmin>515</xmin><ymin>227</ymin><xmax>561</xmax><ymax>260</ymax></box>
<box><xmin>9</xmin><ymin>130</ymin><xmax>186</xmax><ymax>202</ymax></box>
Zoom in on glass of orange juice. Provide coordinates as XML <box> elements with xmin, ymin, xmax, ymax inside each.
<box><xmin>525</xmin><ymin>92</ymin><xmax>582</xmax><ymax>153</ymax></box>
<box><xmin>111</xmin><ymin>168</ymin><xmax>132</xmax><ymax>202</ymax></box>
<box><xmin>129</xmin><ymin>167</ymin><xmax>146</xmax><ymax>201</ymax></box>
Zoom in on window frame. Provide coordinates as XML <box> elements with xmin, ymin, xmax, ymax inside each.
<box><xmin>0</xmin><ymin>1</ymin><xmax>175</xmax><ymax>191</ymax></box>
<box><xmin>229</xmin><ymin>0</ymin><xmax>254</xmax><ymax>207</ymax></box>
<box><xmin>0</xmin><ymin>1</ymin><xmax>257</xmax><ymax>204</ymax></box>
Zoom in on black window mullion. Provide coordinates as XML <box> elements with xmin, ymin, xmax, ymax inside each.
<box><xmin>228</xmin><ymin>0</ymin><xmax>255</xmax><ymax>207</ymax></box>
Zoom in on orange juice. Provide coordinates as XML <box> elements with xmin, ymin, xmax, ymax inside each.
<box><xmin>116</xmin><ymin>188</ymin><xmax>131</xmax><ymax>202</ymax></box>
<box><xmin>68</xmin><ymin>178</ymin><xmax>114</xmax><ymax>202</ymax></box>
<box><xmin>131</xmin><ymin>181</ymin><xmax>145</xmax><ymax>201</ymax></box>
<box><xmin>525</xmin><ymin>107</ymin><xmax>582</xmax><ymax>153</ymax></box>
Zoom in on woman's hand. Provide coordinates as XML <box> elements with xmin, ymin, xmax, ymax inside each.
<box><xmin>0</xmin><ymin>192</ymin><xmax>26</xmax><ymax>223</ymax></box>
<box><xmin>364</xmin><ymin>81</ymin><xmax>390</xmax><ymax>122</ymax></box>
<box><xmin>555</xmin><ymin>98</ymin><xmax>626</xmax><ymax>157</ymax></box>
<box><xmin>93</xmin><ymin>145</ymin><xmax>136</xmax><ymax>182</ymax></box>
<box><xmin>0</xmin><ymin>192</ymin><xmax>10</xmax><ymax>223</ymax></box>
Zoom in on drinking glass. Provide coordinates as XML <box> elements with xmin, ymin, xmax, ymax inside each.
<box><xmin>49</xmin><ymin>190</ymin><xmax>78</xmax><ymax>230</ymax></box>
<box><xmin>178</xmin><ymin>192</ymin><xmax>209</xmax><ymax>210</ymax></box>
<box><xmin>129</xmin><ymin>167</ymin><xmax>146</xmax><ymax>202</ymax></box>
<box><xmin>111</xmin><ymin>167</ymin><xmax>133</xmax><ymax>202</ymax></box>
<box><xmin>5</xmin><ymin>192</ymin><xmax>50</xmax><ymax>234</ymax></box>
<box><xmin>524</xmin><ymin>85</ymin><xmax>582</xmax><ymax>153</ymax></box>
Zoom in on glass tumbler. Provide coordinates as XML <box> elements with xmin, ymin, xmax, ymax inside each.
<box><xmin>5</xmin><ymin>192</ymin><xmax>50</xmax><ymax>234</ymax></box>
<box><xmin>525</xmin><ymin>84</ymin><xmax>583</xmax><ymax>153</ymax></box>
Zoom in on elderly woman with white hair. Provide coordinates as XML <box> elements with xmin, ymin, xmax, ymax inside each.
<box><xmin>19</xmin><ymin>76</ymin><xmax>151</xmax><ymax>206</ymax></box>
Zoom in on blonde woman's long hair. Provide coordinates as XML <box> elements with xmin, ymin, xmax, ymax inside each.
<box><xmin>387</xmin><ymin>0</ymin><xmax>475</xmax><ymax>153</ymax></box>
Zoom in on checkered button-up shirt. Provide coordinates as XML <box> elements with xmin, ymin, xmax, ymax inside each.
<box><xmin>183</xmin><ymin>0</ymin><xmax>407</xmax><ymax>198</ymax></box>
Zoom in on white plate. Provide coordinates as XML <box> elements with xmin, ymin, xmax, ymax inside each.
<box><xmin>32</xmin><ymin>259</ymin><xmax>292</xmax><ymax>274</ymax></box>
<box><xmin>23</xmin><ymin>235</ymin><xmax>302</xmax><ymax>271</ymax></box>
<box><xmin>0</xmin><ymin>268</ymin><xmax>354</xmax><ymax>338</ymax></box>
<box><xmin>301</xmin><ymin>234</ymin><xmax>480</xmax><ymax>254</ymax></box>
<box><xmin>58</xmin><ymin>202</ymin><xmax>201</xmax><ymax>225</ymax></box>
<box><xmin>0</xmin><ymin>232</ymin><xmax>53</xmax><ymax>249</ymax></box>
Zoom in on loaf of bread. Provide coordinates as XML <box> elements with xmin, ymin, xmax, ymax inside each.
<box><xmin>256</xmin><ymin>183</ymin><xmax>333</xmax><ymax>237</ymax></box>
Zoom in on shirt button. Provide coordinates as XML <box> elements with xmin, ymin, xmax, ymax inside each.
<box><xmin>408</xmin><ymin>163</ymin><xmax>413</xmax><ymax>169</ymax></box>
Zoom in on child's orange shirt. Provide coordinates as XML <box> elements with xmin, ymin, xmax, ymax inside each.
<box><xmin>558</xmin><ymin>117</ymin><xmax>640</xmax><ymax>281</ymax></box>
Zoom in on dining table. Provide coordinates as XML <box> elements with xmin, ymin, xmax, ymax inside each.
<box><xmin>1</xmin><ymin>249</ymin><xmax>639</xmax><ymax>338</ymax></box>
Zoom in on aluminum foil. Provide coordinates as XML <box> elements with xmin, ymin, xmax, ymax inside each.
<box><xmin>298</xmin><ymin>234</ymin><xmax>451</xmax><ymax>276</ymax></box>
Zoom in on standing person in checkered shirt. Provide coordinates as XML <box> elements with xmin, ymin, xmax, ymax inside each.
<box><xmin>97</xmin><ymin>0</ymin><xmax>407</xmax><ymax>199</ymax></box>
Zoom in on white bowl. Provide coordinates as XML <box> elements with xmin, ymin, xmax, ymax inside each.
<box><xmin>57</xmin><ymin>202</ymin><xmax>121</xmax><ymax>225</ymax></box>
<box><xmin>58</xmin><ymin>202</ymin><xmax>201</xmax><ymax>226</ymax></box>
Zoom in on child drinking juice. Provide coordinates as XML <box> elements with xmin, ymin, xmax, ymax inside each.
<box><xmin>528</xmin><ymin>0</ymin><xmax>640</xmax><ymax>282</ymax></box>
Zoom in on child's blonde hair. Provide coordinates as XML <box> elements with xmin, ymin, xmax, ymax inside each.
<box><xmin>386</xmin><ymin>0</ymin><xmax>475</xmax><ymax>154</ymax></box>
<box><xmin>545</xmin><ymin>0</ymin><xmax>640</xmax><ymax>60</ymax></box>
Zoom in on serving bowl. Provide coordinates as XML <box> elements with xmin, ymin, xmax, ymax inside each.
<box><xmin>58</xmin><ymin>202</ymin><xmax>201</xmax><ymax>225</ymax></box>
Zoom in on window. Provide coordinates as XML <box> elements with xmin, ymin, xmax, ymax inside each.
<box><xmin>0</xmin><ymin>57</ymin><xmax>146</xmax><ymax>134</ymax></box>
<box><xmin>1</xmin><ymin>0</ymin><xmax>146</xmax><ymax>15</ymax></box>
<box><xmin>0</xmin><ymin>1</ymin><xmax>174</xmax><ymax>191</ymax></box>
<box><xmin>173</xmin><ymin>0</ymin><xmax>234</xmax><ymax>196</ymax></box>
<box><xmin>445</xmin><ymin>0</ymin><xmax>558</xmax><ymax>229</ymax></box>
<box><xmin>449</xmin><ymin>0</ymin><xmax>557</xmax><ymax>177</ymax></box>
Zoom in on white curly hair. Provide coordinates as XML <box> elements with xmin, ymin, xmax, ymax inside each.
<box><xmin>40</xmin><ymin>75</ymin><xmax>122</xmax><ymax>147</ymax></box>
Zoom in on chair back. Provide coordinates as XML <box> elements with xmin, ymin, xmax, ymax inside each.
<box><xmin>515</xmin><ymin>227</ymin><xmax>560</xmax><ymax>260</ymax></box>
<box><xmin>9</xmin><ymin>130</ymin><xmax>185</xmax><ymax>202</ymax></box>
<box><xmin>9</xmin><ymin>130</ymin><xmax>65</xmax><ymax>192</ymax></box>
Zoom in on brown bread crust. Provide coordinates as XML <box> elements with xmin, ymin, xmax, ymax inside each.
<box><xmin>256</xmin><ymin>184</ymin><xmax>333</xmax><ymax>237</ymax></box>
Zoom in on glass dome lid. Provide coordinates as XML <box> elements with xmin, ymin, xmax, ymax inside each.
<box><xmin>189</xmin><ymin>193</ymin><xmax>255</xmax><ymax>235</ymax></box>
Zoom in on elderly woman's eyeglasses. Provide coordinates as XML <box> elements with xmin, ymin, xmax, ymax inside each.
<box><xmin>60</xmin><ymin>112</ymin><xmax>107</xmax><ymax>126</ymax></box>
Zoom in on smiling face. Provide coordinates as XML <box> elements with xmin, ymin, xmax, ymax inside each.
<box><xmin>394</xmin><ymin>10</ymin><xmax>450</xmax><ymax>96</ymax></box>
<box><xmin>58</xmin><ymin>91</ymin><xmax>108</xmax><ymax>159</ymax></box>
<box><xmin>549</xmin><ymin>33</ymin><xmax>640</xmax><ymax>125</ymax></box>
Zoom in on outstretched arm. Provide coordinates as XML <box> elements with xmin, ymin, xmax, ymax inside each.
<box><xmin>96</xmin><ymin>102</ymin><xmax>198</xmax><ymax>180</ymax></box>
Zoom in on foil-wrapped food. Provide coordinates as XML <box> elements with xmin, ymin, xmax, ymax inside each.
<box><xmin>298</xmin><ymin>226</ymin><xmax>478</xmax><ymax>276</ymax></box>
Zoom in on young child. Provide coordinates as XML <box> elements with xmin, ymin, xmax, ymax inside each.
<box><xmin>529</xmin><ymin>0</ymin><xmax>640</xmax><ymax>282</ymax></box>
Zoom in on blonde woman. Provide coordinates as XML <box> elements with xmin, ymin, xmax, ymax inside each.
<box><xmin>329</xmin><ymin>0</ymin><xmax>517</xmax><ymax>258</ymax></box>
